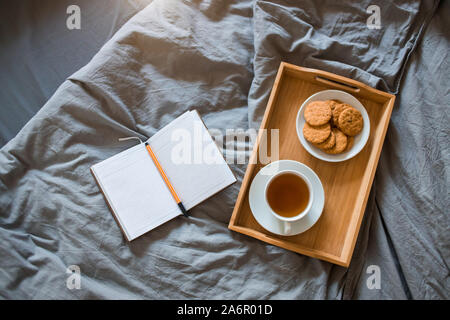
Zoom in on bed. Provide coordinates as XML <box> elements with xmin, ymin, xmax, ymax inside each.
<box><xmin>0</xmin><ymin>0</ymin><xmax>152</xmax><ymax>147</ymax></box>
<box><xmin>0</xmin><ymin>0</ymin><xmax>448</xmax><ymax>299</ymax></box>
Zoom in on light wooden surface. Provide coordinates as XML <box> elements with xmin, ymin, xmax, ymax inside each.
<box><xmin>228</xmin><ymin>62</ymin><xmax>396</xmax><ymax>267</ymax></box>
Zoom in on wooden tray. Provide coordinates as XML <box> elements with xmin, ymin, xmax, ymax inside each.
<box><xmin>228</xmin><ymin>62</ymin><xmax>395</xmax><ymax>267</ymax></box>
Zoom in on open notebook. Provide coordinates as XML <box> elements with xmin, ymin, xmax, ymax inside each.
<box><xmin>91</xmin><ymin>110</ymin><xmax>236</xmax><ymax>241</ymax></box>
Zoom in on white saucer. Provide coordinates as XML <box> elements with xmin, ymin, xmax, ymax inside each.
<box><xmin>249</xmin><ymin>160</ymin><xmax>325</xmax><ymax>236</ymax></box>
<box><xmin>296</xmin><ymin>90</ymin><xmax>370</xmax><ymax>162</ymax></box>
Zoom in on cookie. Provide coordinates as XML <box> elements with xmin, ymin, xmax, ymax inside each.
<box><xmin>303</xmin><ymin>122</ymin><xmax>331</xmax><ymax>144</ymax></box>
<box><xmin>338</xmin><ymin>107</ymin><xmax>363</xmax><ymax>136</ymax></box>
<box><xmin>314</xmin><ymin>130</ymin><xmax>336</xmax><ymax>150</ymax></box>
<box><xmin>323</xmin><ymin>128</ymin><xmax>347</xmax><ymax>154</ymax></box>
<box><xmin>328</xmin><ymin>100</ymin><xmax>340</xmax><ymax>126</ymax></box>
<box><xmin>332</xmin><ymin>103</ymin><xmax>351</xmax><ymax>125</ymax></box>
<box><xmin>304</xmin><ymin>101</ymin><xmax>332</xmax><ymax>126</ymax></box>
<box><xmin>345</xmin><ymin>136</ymin><xmax>354</xmax><ymax>152</ymax></box>
<box><xmin>329</xmin><ymin>100</ymin><xmax>340</xmax><ymax>112</ymax></box>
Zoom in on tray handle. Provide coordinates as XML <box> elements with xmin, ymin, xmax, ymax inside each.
<box><xmin>315</xmin><ymin>75</ymin><xmax>360</xmax><ymax>93</ymax></box>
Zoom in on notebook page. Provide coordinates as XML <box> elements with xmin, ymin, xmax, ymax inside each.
<box><xmin>148</xmin><ymin>110</ymin><xmax>236</xmax><ymax>210</ymax></box>
<box><xmin>91</xmin><ymin>143</ymin><xmax>179</xmax><ymax>240</ymax></box>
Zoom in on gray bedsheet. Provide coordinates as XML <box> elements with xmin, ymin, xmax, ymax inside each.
<box><xmin>0</xmin><ymin>0</ymin><xmax>152</xmax><ymax>147</ymax></box>
<box><xmin>0</xmin><ymin>0</ymin><xmax>447</xmax><ymax>299</ymax></box>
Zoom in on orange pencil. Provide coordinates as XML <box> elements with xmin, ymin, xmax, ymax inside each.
<box><xmin>144</xmin><ymin>142</ymin><xmax>189</xmax><ymax>217</ymax></box>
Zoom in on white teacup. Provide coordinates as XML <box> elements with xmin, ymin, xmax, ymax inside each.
<box><xmin>264</xmin><ymin>170</ymin><xmax>314</xmax><ymax>235</ymax></box>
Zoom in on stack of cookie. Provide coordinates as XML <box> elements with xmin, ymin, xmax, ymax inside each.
<box><xmin>302</xmin><ymin>100</ymin><xmax>363</xmax><ymax>154</ymax></box>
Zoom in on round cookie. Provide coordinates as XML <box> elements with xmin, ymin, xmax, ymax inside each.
<box><xmin>314</xmin><ymin>130</ymin><xmax>336</xmax><ymax>150</ymax></box>
<box><xmin>303</xmin><ymin>122</ymin><xmax>331</xmax><ymax>144</ymax></box>
<box><xmin>328</xmin><ymin>100</ymin><xmax>340</xmax><ymax>126</ymax></box>
<box><xmin>304</xmin><ymin>101</ymin><xmax>332</xmax><ymax>126</ymax></box>
<box><xmin>329</xmin><ymin>100</ymin><xmax>340</xmax><ymax>112</ymax></box>
<box><xmin>338</xmin><ymin>107</ymin><xmax>363</xmax><ymax>136</ymax></box>
<box><xmin>344</xmin><ymin>136</ymin><xmax>354</xmax><ymax>152</ymax></box>
<box><xmin>323</xmin><ymin>128</ymin><xmax>347</xmax><ymax>154</ymax></box>
<box><xmin>332</xmin><ymin>103</ymin><xmax>351</xmax><ymax>125</ymax></box>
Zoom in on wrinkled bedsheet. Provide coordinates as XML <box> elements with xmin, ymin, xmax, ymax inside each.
<box><xmin>0</xmin><ymin>0</ymin><xmax>153</xmax><ymax>147</ymax></box>
<box><xmin>0</xmin><ymin>0</ymin><xmax>447</xmax><ymax>299</ymax></box>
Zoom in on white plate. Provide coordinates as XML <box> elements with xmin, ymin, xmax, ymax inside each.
<box><xmin>296</xmin><ymin>90</ymin><xmax>370</xmax><ymax>162</ymax></box>
<box><xmin>249</xmin><ymin>160</ymin><xmax>325</xmax><ymax>236</ymax></box>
